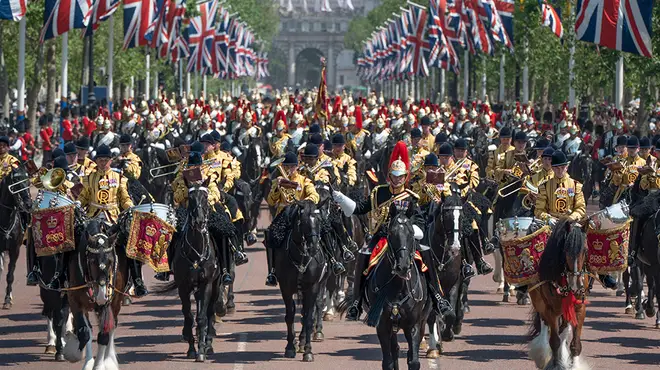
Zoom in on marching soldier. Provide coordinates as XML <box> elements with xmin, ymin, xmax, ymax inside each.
<box><xmin>330</xmin><ymin>134</ymin><xmax>357</xmax><ymax>187</ymax></box>
<box><xmin>265</xmin><ymin>151</ymin><xmax>320</xmax><ymax>286</ymax></box>
<box><xmin>332</xmin><ymin>141</ymin><xmax>450</xmax><ymax>321</ymax></box>
<box><xmin>76</xmin><ymin>144</ymin><xmax>148</xmax><ymax>296</ymax></box>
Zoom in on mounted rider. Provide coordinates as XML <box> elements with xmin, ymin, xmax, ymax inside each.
<box><xmin>269</xmin><ymin>111</ymin><xmax>292</xmax><ymax>159</ymax></box>
<box><xmin>420</xmin><ymin>116</ymin><xmax>435</xmax><ymax>153</ymax></box>
<box><xmin>76</xmin><ymin>144</ymin><xmax>149</xmax><ymax>297</ymax></box>
<box><xmin>115</xmin><ymin>134</ymin><xmax>142</xmax><ymax>180</ymax></box>
<box><xmin>332</xmin><ymin>141</ymin><xmax>450</xmax><ymax>321</ymax></box>
<box><xmin>0</xmin><ymin>135</ymin><xmax>20</xmax><ymax>183</ymax></box>
<box><xmin>610</xmin><ymin>136</ymin><xmax>646</xmax><ymax>205</ymax></box>
<box><xmin>329</xmin><ymin>134</ymin><xmax>357</xmax><ymax>187</ymax></box>
<box><xmin>410</xmin><ymin>128</ymin><xmax>430</xmax><ymax>171</ymax></box>
<box><xmin>72</xmin><ymin>136</ymin><xmax>97</xmax><ymax>178</ymax></box>
<box><xmin>265</xmin><ymin>151</ymin><xmax>320</xmax><ymax>286</ymax></box>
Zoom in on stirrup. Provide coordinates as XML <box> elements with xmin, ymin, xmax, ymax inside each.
<box><xmin>346</xmin><ymin>300</ymin><xmax>362</xmax><ymax>321</ymax></box>
<box><xmin>434</xmin><ymin>294</ymin><xmax>452</xmax><ymax>315</ymax></box>
<box><xmin>265</xmin><ymin>272</ymin><xmax>278</xmax><ymax>287</ymax></box>
<box><xmin>133</xmin><ymin>278</ymin><xmax>149</xmax><ymax>297</ymax></box>
<box><xmin>332</xmin><ymin>261</ymin><xmax>346</xmax><ymax>275</ymax></box>
<box><xmin>26</xmin><ymin>270</ymin><xmax>40</xmax><ymax>286</ymax></box>
<box><xmin>235</xmin><ymin>251</ymin><xmax>249</xmax><ymax>266</ymax></box>
<box><xmin>222</xmin><ymin>271</ymin><xmax>233</xmax><ymax>284</ymax></box>
<box><xmin>154</xmin><ymin>272</ymin><xmax>170</xmax><ymax>282</ymax></box>
<box><xmin>342</xmin><ymin>247</ymin><xmax>355</xmax><ymax>262</ymax></box>
<box><xmin>46</xmin><ymin>273</ymin><xmax>61</xmax><ymax>290</ymax></box>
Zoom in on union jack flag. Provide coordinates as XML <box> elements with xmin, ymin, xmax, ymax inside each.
<box><xmin>163</xmin><ymin>0</ymin><xmax>187</xmax><ymax>62</ymax></box>
<box><xmin>478</xmin><ymin>0</ymin><xmax>513</xmax><ymax>51</ymax></box>
<box><xmin>575</xmin><ymin>0</ymin><xmax>653</xmax><ymax>57</ymax></box>
<box><xmin>495</xmin><ymin>0</ymin><xmax>514</xmax><ymax>47</ymax></box>
<box><xmin>123</xmin><ymin>0</ymin><xmax>157</xmax><ymax>49</ymax></box>
<box><xmin>86</xmin><ymin>0</ymin><xmax>119</xmax><ymax>36</ymax></box>
<box><xmin>464</xmin><ymin>0</ymin><xmax>493</xmax><ymax>55</ymax></box>
<box><xmin>41</xmin><ymin>0</ymin><xmax>92</xmax><ymax>42</ymax></box>
<box><xmin>428</xmin><ymin>0</ymin><xmax>459</xmax><ymax>73</ymax></box>
<box><xmin>320</xmin><ymin>0</ymin><xmax>332</xmax><ymax>12</ymax></box>
<box><xmin>227</xmin><ymin>16</ymin><xmax>239</xmax><ymax>75</ymax></box>
<box><xmin>538</xmin><ymin>0</ymin><xmax>562</xmax><ymax>38</ymax></box>
<box><xmin>214</xmin><ymin>6</ymin><xmax>230</xmax><ymax>77</ymax></box>
<box><xmin>0</xmin><ymin>0</ymin><xmax>26</xmax><ymax>21</ymax></box>
<box><xmin>171</xmin><ymin>18</ymin><xmax>189</xmax><ymax>63</ymax></box>
<box><xmin>186</xmin><ymin>0</ymin><xmax>218</xmax><ymax>72</ymax></box>
<box><xmin>256</xmin><ymin>52</ymin><xmax>269</xmax><ymax>80</ymax></box>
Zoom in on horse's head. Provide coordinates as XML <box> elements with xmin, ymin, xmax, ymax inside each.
<box><xmin>386</xmin><ymin>203</ymin><xmax>415</xmax><ymax>280</ymax></box>
<box><xmin>436</xmin><ymin>194</ymin><xmax>464</xmax><ymax>254</ymax></box>
<box><xmin>187</xmin><ymin>180</ymin><xmax>211</xmax><ymax>229</ymax></box>
<box><xmin>562</xmin><ymin>222</ymin><xmax>588</xmax><ymax>294</ymax></box>
<box><xmin>84</xmin><ymin>219</ymin><xmax>115</xmax><ymax>305</ymax></box>
<box><xmin>291</xmin><ymin>200</ymin><xmax>321</xmax><ymax>253</ymax></box>
<box><xmin>540</xmin><ymin>220</ymin><xmax>588</xmax><ymax>295</ymax></box>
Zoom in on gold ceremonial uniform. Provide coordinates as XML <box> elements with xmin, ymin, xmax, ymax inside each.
<box><xmin>73</xmin><ymin>157</ymin><xmax>97</xmax><ymax>177</ymax></box>
<box><xmin>611</xmin><ymin>155</ymin><xmax>646</xmax><ymax>187</ymax></box>
<box><xmin>172</xmin><ymin>166</ymin><xmax>222</xmax><ymax>207</ymax></box>
<box><xmin>421</xmin><ymin>132</ymin><xmax>435</xmax><ymax>153</ymax></box>
<box><xmin>331</xmin><ymin>152</ymin><xmax>357</xmax><ymax>187</ymax></box>
<box><xmin>451</xmin><ymin>158</ymin><xmax>480</xmax><ymax>197</ymax></box>
<box><xmin>487</xmin><ymin>145</ymin><xmax>516</xmax><ymax>184</ymax></box>
<box><xmin>534</xmin><ymin>175</ymin><xmax>586</xmax><ymax>222</ymax></box>
<box><xmin>411</xmin><ymin>171</ymin><xmax>450</xmax><ymax>207</ymax></box>
<box><xmin>0</xmin><ymin>153</ymin><xmax>20</xmax><ymax>183</ymax></box>
<box><xmin>78</xmin><ymin>168</ymin><xmax>134</xmax><ymax>223</ymax></box>
<box><xmin>411</xmin><ymin>146</ymin><xmax>430</xmax><ymax>171</ymax></box>
<box><xmin>212</xmin><ymin>150</ymin><xmax>236</xmax><ymax>193</ymax></box>
<box><xmin>118</xmin><ymin>152</ymin><xmax>142</xmax><ymax>180</ymax></box>
<box><xmin>267</xmin><ymin>171</ymin><xmax>319</xmax><ymax>216</ymax></box>
<box><xmin>270</xmin><ymin>133</ymin><xmax>291</xmax><ymax>158</ymax></box>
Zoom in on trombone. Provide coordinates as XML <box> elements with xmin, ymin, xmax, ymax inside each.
<box><xmin>149</xmin><ymin>162</ymin><xmax>181</xmax><ymax>178</ymax></box>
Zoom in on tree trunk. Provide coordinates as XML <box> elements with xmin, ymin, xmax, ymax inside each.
<box><xmin>27</xmin><ymin>43</ymin><xmax>45</xmax><ymax>139</ymax></box>
<box><xmin>637</xmin><ymin>75</ymin><xmax>652</xmax><ymax>136</ymax></box>
<box><xmin>529</xmin><ymin>76</ymin><xmax>537</xmax><ymax>104</ymax></box>
<box><xmin>81</xmin><ymin>37</ymin><xmax>89</xmax><ymax>88</ymax></box>
<box><xmin>0</xmin><ymin>22</ymin><xmax>8</xmax><ymax>119</ymax></box>
<box><xmin>46</xmin><ymin>40</ymin><xmax>57</xmax><ymax>115</ymax></box>
<box><xmin>540</xmin><ymin>77</ymin><xmax>549</xmax><ymax>113</ymax></box>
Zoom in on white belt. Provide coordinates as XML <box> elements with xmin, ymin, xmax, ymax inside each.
<box><xmin>90</xmin><ymin>202</ymin><xmax>117</xmax><ymax>210</ymax></box>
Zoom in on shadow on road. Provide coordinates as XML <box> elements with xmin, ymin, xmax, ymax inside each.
<box><xmin>596</xmin><ymin>352</ymin><xmax>660</xmax><ymax>366</ymax></box>
<box><xmin>443</xmin><ymin>348</ymin><xmax>528</xmax><ymax>362</ymax></box>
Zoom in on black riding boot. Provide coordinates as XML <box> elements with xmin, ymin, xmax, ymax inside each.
<box><xmin>469</xmin><ymin>232</ymin><xmax>493</xmax><ymax>275</ymax></box>
<box><xmin>219</xmin><ymin>237</ymin><xmax>233</xmax><ymax>285</ymax></box>
<box><xmin>627</xmin><ymin>217</ymin><xmax>643</xmax><ymax>266</ymax></box>
<box><xmin>232</xmin><ymin>222</ymin><xmax>248</xmax><ymax>266</ymax></box>
<box><xmin>346</xmin><ymin>252</ymin><xmax>369</xmax><ymax>321</ymax></box>
<box><xmin>46</xmin><ymin>253</ymin><xmax>65</xmax><ymax>291</ymax></box>
<box><xmin>323</xmin><ymin>234</ymin><xmax>345</xmax><ymax>275</ymax></box>
<box><xmin>26</xmin><ymin>230</ymin><xmax>39</xmax><ymax>286</ymax></box>
<box><xmin>131</xmin><ymin>259</ymin><xmax>148</xmax><ymax>297</ymax></box>
<box><xmin>420</xmin><ymin>249</ymin><xmax>453</xmax><ymax>317</ymax></box>
<box><xmin>264</xmin><ymin>232</ymin><xmax>277</xmax><ymax>286</ymax></box>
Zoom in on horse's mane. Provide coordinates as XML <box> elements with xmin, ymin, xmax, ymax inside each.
<box><xmin>538</xmin><ymin>220</ymin><xmax>585</xmax><ymax>282</ymax></box>
<box><xmin>631</xmin><ymin>190</ymin><xmax>660</xmax><ymax>219</ymax></box>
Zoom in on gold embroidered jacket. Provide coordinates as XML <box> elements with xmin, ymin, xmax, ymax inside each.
<box><xmin>331</xmin><ymin>152</ymin><xmax>357</xmax><ymax>186</ymax></box>
<box><xmin>534</xmin><ymin>176</ymin><xmax>585</xmax><ymax>222</ymax></box>
<box><xmin>78</xmin><ymin>169</ymin><xmax>134</xmax><ymax>222</ymax></box>
<box><xmin>267</xmin><ymin>171</ymin><xmax>319</xmax><ymax>216</ymax></box>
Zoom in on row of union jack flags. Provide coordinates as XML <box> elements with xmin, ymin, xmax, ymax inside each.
<box><xmin>32</xmin><ymin>0</ymin><xmax>268</xmax><ymax>79</ymax></box>
<box><xmin>357</xmin><ymin>0</ymin><xmax>654</xmax><ymax>83</ymax></box>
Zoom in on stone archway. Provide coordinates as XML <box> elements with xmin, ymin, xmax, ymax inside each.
<box><xmin>294</xmin><ymin>48</ymin><xmax>324</xmax><ymax>90</ymax></box>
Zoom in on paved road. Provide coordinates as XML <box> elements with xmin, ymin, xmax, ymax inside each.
<box><xmin>1</xmin><ymin>202</ymin><xmax>659</xmax><ymax>370</ymax></box>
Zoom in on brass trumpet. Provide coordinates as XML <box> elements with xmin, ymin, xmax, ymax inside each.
<box><xmin>149</xmin><ymin>162</ymin><xmax>181</xmax><ymax>178</ymax></box>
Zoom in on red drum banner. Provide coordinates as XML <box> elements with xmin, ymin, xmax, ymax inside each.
<box><xmin>502</xmin><ymin>226</ymin><xmax>550</xmax><ymax>286</ymax></box>
<box><xmin>126</xmin><ymin>211</ymin><xmax>175</xmax><ymax>273</ymax></box>
<box><xmin>32</xmin><ymin>205</ymin><xmax>76</xmax><ymax>257</ymax></box>
<box><xmin>586</xmin><ymin>221</ymin><xmax>630</xmax><ymax>274</ymax></box>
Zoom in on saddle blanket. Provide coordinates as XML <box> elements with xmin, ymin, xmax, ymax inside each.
<box><xmin>364</xmin><ymin>237</ymin><xmax>427</xmax><ymax>276</ymax></box>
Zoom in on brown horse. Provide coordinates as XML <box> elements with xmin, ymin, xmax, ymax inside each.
<box><xmin>528</xmin><ymin>220</ymin><xmax>591</xmax><ymax>370</ymax></box>
<box><xmin>63</xmin><ymin>218</ymin><xmax>129</xmax><ymax>370</ymax></box>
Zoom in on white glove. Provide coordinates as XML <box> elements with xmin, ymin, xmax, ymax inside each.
<box><xmin>364</xmin><ymin>150</ymin><xmax>372</xmax><ymax>159</ymax></box>
<box><xmin>548</xmin><ymin>217</ymin><xmax>558</xmax><ymax>227</ymax></box>
<box><xmin>297</xmin><ymin>142</ymin><xmax>307</xmax><ymax>152</ymax></box>
<box><xmin>232</xmin><ymin>147</ymin><xmax>242</xmax><ymax>157</ymax></box>
<box><xmin>263</xmin><ymin>157</ymin><xmax>271</xmax><ymax>167</ymax></box>
<box><xmin>266</xmin><ymin>132</ymin><xmax>272</xmax><ymax>139</ymax></box>
<box><xmin>110</xmin><ymin>147</ymin><xmax>120</xmax><ymax>156</ymax></box>
<box><xmin>247</xmin><ymin>126</ymin><xmax>257</xmax><ymax>137</ymax></box>
<box><xmin>150</xmin><ymin>143</ymin><xmax>165</xmax><ymax>150</ymax></box>
<box><xmin>413</xmin><ymin>225</ymin><xmax>423</xmax><ymax>240</ymax></box>
<box><xmin>332</xmin><ymin>190</ymin><xmax>356</xmax><ymax>217</ymax></box>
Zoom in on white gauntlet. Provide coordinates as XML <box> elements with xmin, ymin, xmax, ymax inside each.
<box><xmin>332</xmin><ymin>190</ymin><xmax>356</xmax><ymax>217</ymax></box>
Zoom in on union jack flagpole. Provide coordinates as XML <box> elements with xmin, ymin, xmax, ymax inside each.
<box><xmin>61</xmin><ymin>33</ymin><xmax>68</xmax><ymax>108</ymax></box>
<box><xmin>107</xmin><ymin>14</ymin><xmax>114</xmax><ymax>103</ymax></box>
<box><xmin>17</xmin><ymin>17</ymin><xmax>25</xmax><ymax>118</ymax></box>
<box><xmin>568</xmin><ymin>1</ymin><xmax>575</xmax><ymax>108</ymax></box>
<box><xmin>145</xmin><ymin>51</ymin><xmax>150</xmax><ymax>100</ymax></box>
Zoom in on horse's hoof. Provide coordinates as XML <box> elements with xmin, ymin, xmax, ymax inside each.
<box><xmin>2</xmin><ymin>302</ymin><xmax>11</xmax><ymax>310</ymax></box>
<box><xmin>284</xmin><ymin>349</ymin><xmax>296</xmax><ymax>358</ymax></box>
<box><xmin>207</xmin><ymin>346</ymin><xmax>214</xmax><ymax>355</ymax></box>
<box><xmin>502</xmin><ymin>295</ymin><xmax>509</xmax><ymax>303</ymax></box>
<box><xmin>441</xmin><ymin>331</ymin><xmax>454</xmax><ymax>342</ymax></box>
<box><xmin>616</xmin><ymin>290</ymin><xmax>625</xmax><ymax>297</ymax></box>
<box><xmin>635</xmin><ymin>311</ymin><xmax>646</xmax><ymax>320</ymax></box>
<box><xmin>426</xmin><ymin>349</ymin><xmax>440</xmax><ymax>359</ymax></box>
<box><xmin>297</xmin><ymin>345</ymin><xmax>305</xmax><ymax>353</ymax></box>
<box><xmin>323</xmin><ymin>312</ymin><xmax>334</xmax><ymax>321</ymax></box>
<box><xmin>463</xmin><ymin>305</ymin><xmax>471</xmax><ymax>314</ymax></box>
<box><xmin>226</xmin><ymin>306</ymin><xmax>236</xmax><ymax>315</ymax></box>
<box><xmin>122</xmin><ymin>297</ymin><xmax>132</xmax><ymax>306</ymax></box>
<box><xmin>55</xmin><ymin>352</ymin><xmax>65</xmax><ymax>361</ymax></box>
<box><xmin>45</xmin><ymin>345</ymin><xmax>56</xmax><ymax>354</ymax></box>
<box><xmin>302</xmin><ymin>353</ymin><xmax>314</xmax><ymax>362</ymax></box>
<box><xmin>313</xmin><ymin>332</ymin><xmax>324</xmax><ymax>342</ymax></box>
<box><xmin>186</xmin><ymin>350</ymin><xmax>197</xmax><ymax>359</ymax></box>
<box><xmin>645</xmin><ymin>307</ymin><xmax>657</xmax><ymax>318</ymax></box>
<box><xmin>419</xmin><ymin>338</ymin><xmax>428</xmax><ymax>351</ymax></box>
<box><xmin>453</xmin><ymin>324</ymin><xmax>463</xmax><ymax>335</ymax></box>
<box><xmin>195</xmin><ymin>354</ymin><xmax>206</xmax><ymax>362</ymax></box>
<box><xmin>625</xmin><ymin>305</ymin><xmax>633</xmax><ymax>314</ymax></box>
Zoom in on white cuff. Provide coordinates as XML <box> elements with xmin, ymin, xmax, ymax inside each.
<box><xmin>332</xmin><ymin>190</ymin><xmax>356</xmax><ymax>217</ymax></box>
<box><xmin>150</xmin><ymin>143</ymin><xmax>165</xmax><ymax>150</ymax></box>
<box><xmin>413</xmin><ymin>225</ymin><xmax>423</xmax><ymax>240</ymax></box>
<box><xmin>364</xmin><ymin>150</ymin><xmax>372</xmax><ymax>159</ymax></box>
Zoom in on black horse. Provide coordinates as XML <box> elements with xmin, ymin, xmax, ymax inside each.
<box><xmin>341</xmin><ymin>203</ymin><xmax>430</xmax><ymax>370</ymax></box>
<box><xmin>568</xmin><ymin>151</ymin><xmax>594</xmax><ymax>201</ymax></box>
<box><xmin>139</xmin><ymin>142</ymin><xmax>175</xmax><ymax>205</ymax></box>
<box><xmin>272</xmin><ymin>200</ymin><xmax>327</xmax><ymax>362</ymax></box>
<box><xmin>155</xmin><ymin>183</ymin><xmax>221</xmax><ymax>362</ymax></box>
<box><xmin>633</xmin><ymin>203</ymin><xmax>660</xmax><ymax>327</ymax></box>
<box><xmin>0</xmin><ymin>166</ymin><xmax>30</xmax><ymax>309</ymax></box>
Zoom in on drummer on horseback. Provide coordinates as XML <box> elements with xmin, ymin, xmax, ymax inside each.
<box><xmin>115</xmin><ymin>134</ymin><xmax>142</xmax><ymax>180</ymax></box>
<box><xmin>265</xmin><ymin>151</ymin><xmax>320</xmax><ymax>286</ymax></box>
<box><xmin>610</xmin><ymin>136</ymin><xmax>646</xmax><ymax>205</ymax></box>
<box><xmin>76</xmin><ymin>144</ymin><xmax>149</xmax><ymax>296</ymax></box>
<box><xmin>332</xmin><ymin>141</ymin><xmax>450</xmax><ymax>321</ymax></box>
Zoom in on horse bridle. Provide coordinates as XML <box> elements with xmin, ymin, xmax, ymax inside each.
<box><xmin>85</xmin><ymin>232</ymin><xmax>118</xmax><ymax>305</ymax></box>
<box><xmin>288</xmin><ymin>206</ymin><xmax>321</xmax><ymax>273</ymax></box>
<box><xmin>555</xmin><ymin>250</ymin><xmax>590</xmax><ymax>299</ymax></box>
<box><xmin>181</xmin><ymin>186</ymin><xmax>212</xmax><ymax>270</ymax></box>
<box><xmin>386</xmin><ymin>217</ymin><xmax>415</xmax><ymax>275</ymax></box>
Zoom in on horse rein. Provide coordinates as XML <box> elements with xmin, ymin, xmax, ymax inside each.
<box><xmin>287</xmin><ymin>207</ymin><xmax>321</xmax><ymax>274</ymax></box>
<box><xmin>85</xmin><ymin>232</ymin><xmax>119</xmax><ymax>306</ymax></box>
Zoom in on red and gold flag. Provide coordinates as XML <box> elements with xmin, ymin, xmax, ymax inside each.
<box><xmin>314</xmin><ymin>57</ymin><xmax>328</xmax><ymax>120</ymax></box>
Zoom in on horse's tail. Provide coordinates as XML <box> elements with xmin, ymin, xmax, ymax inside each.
<box><xmin>152</xmin><ymin>281</ymin><xmax>178</xmax><ymax>295</ymax></box>
<box><xmin>527</xmin><ymin>310</ymin><xmax>541</xmax><ymax>341</ymax></box>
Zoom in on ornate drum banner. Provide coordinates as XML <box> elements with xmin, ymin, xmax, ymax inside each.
<box><xmin>586</xmin><ymin>221</ymin><xmax>631</xmax><ymax>274</ymax></box>
<box><xmin>126</xmin><ymin>211</ymin><xmax>175</xmax><ymax>272</ymax></box>
<box><xmin>502</xmin><ymin>226</ymin><xmax>550</xmax><ymax>286</ymax></box>
<box><xmin>32</xmin><ymin>205</ymin><xmax>76</xmax><ymax>257</ymax></box>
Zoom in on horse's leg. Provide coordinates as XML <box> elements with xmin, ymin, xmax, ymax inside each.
<box><xmin>624</xmin><ymin>267</ymin><xmax>633</xmax><ymax>314</ymax></box>
<box><xmin>179</xmin><ymin>286</ymin><xmax>196</xmax><ymax>359</ymax></box>
<box><xmin>570</xmin><ymin>304</ymin><xmax>587</xmax><ymax>370</ymax></box>
<box><xmin>3</xmin><ymin>242</ymin><xmax>19</xmax><ymax>309</ymax></box>
<box><xmin>93</xmin><ymin>307</ymin><xmax>113</xmax><ymax>370</ymax></box>
<box><xmin>462</xmin><ymin>277</ymin><xmax>471</xmax><ymax>314</ymax></box>
<box><xmin>282</xmin><ymin>291</ymin><xmax>297</xmax><ymax>358</ymax></box>
<box><xmin>52</xmin><ymin>300</ymin><xmax>67</xmax><ymax>361</ymax></box>
<box><xmin>79</xmin><ymin>314</ymin><xmax>94</xmax><ymax>370</ymax></box>
<box><xmin>546</xmin><ymin>316</ymin><xmax>570</xmax><ymax>370</ymax></box>
<box><xmin>404</xmin><ymin>323</ymin><xmax>421</xmax><ymax>370</ymax></box>
<box><xmin>206</xmin><ymin>276</ymin><xmax>220</xmax><ymax>355</ymax></box>
<box><xmin>391</xmin><ymin>331</ymin><xmax>400</xmax><ymax>370</ymax></box>
<box><xmin>313</xmin><ymin>277</ymin><xmax>327</xmax><ymax>342</ymax></box>
<box><xmin>645</xmin><ymin>268</ymin><xmax>658</xmax><ymax>318</ymax></box>
<box><xmin>634</xmin><ymin>264</ymin><xmax>645</xmax><ymax>319</ymax></box>
<box><xmin>493</xmin><ymin>247</ymin><xmax>505</xmax><ymax>294</ymax></box>
<box><xmin>454</xmin><ymin>277</ymin><xmax>466</xmax><ymax>335</ymax></box>
<box><xmin>301</xmin><ymin>285</ymin><xmax>318</xmax><ymax>362</ymax></box>
<box><xmin>45</xmin><ymin>313</ymin><xmax>57</xmax><ymax>354</ymax></box>
<box><xmin>441</xmin><ymin>284</ymin><xmax>459</xmax><ymax>342</ymax></box>
<box><xmin>377</xmin><ymin>320</ymin><xmax>395</xmax><ymax>370</ymax></box>
<box><xmin>194</xmin><ymin>282</ymin><xmax>212</xmax><ymax>362</ymax></box>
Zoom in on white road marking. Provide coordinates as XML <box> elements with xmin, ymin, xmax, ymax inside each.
<box><xmin>428</xmin><ymin>358</ymin><xmax>438</xmax><ymax>369</ymax></box>
<box><xmin>233</xmin><ymin>332</ymin><xmax>248</xmax><ymax>370</ymax></box>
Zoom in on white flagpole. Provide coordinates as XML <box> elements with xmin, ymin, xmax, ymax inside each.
<box><xmin>152</xmin><ymin>65</ymin><xmax>158</xmax><ymax>100</ymax></box>
<box><xmin>186</xmin><ymin>71</ymin><xmax>191</xmax><ymax>96</ymax></box>
<box><xmin>130</xmin><ymin>76</ymin><xmax>134</xmax><ymax>98</ymax></box>
<box><xmin>522</xmin><ymin>39</ymin><xmax>529</xmax><ymax>103</ymax></box>
<box><xmin>615</xmin><ymin>55</ymin><xmax>624</xmax><ymax>110</ymax></box>
<box><xmin>17</xmin><ymin>17</ymin><xmax>25</xmax><ymax>118</ymax></box>
<box><xmin>106</xmin><ymin>15</ymin><xmax>114</xmax><ymax>104</ymax></box>
<box><xmin>145</xmin><ymin>52</ymin><xmax>150</xmax><ymax>100</ymax></box>
<box><xmin>202</xmin><ymin>73</ymin><xmax>207</xmax><ymax>99</ymax></box>
<box><xmin>178</xmin><ymin>59</ymin><xmax>183</xmax><ymax>97</ymax></box>
<box><xmin>568</xmin><ymin>43</ymin><xmax>575</xmax><ymax>108</ymax></box>
<box><xmin>499</xmin><ymin>53</ymin><xmax>505</xmax><ymax>103</ymax></box>
<box><xmin>439</xmin><ymin>69</ymin><xmax>445</xmax><ymax>103</ymax></box>
<box><xmin>195</xmin><ymin>70</ymin><xmax>199</xmax><ymax>96</ymax></box>
<box><xmin>481</xmin><ymin>58</ymin><xmax>487</xmax><ymax>100</ymax></box>
<box><xmin>61</xmin><ymin>33</ymin><xmax>69</xmax><ymax>107</ymax></box>
<box><xmin>463</xmin><ymin>49</ymin><xmax>469</xmax><ymax>102</ymax></box>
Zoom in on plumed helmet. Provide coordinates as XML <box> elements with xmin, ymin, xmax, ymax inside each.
<box><xmin>388</xmin><ymin>141</ymin><xmax>410</xmax><ymax>177</ymax></box>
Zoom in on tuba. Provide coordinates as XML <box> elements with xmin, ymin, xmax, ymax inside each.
<box><xmin>41</xmin><ymin>168</ymin><xmax>67</xmax><ymax>191</ymax></box>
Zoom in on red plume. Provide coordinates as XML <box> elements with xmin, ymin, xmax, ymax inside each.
<box><xmin>420</xmin><ymin>100</ymin><xmax>426</xmax><ymax>109</ymax></box>
<box><xmin>515</xmin><ymin>101</ymin><xmax>521</xmax><ymax>114</ymax></box>
<box><xmin>273</xmin><ymin>110</ymin><xmax>286</xmax><ymax>130</ymax></box>
<box><xmin>354</xmin><ymin>105</ymin><xmax>363</xmax><ymax>130</ymax></box>
<box><xmin>388</xmin><ymin>141</ymin><xmax>411</xmax><ymax>180</ymax></box>
<box><xmin>460</xmin><ymin>101</ymin><xmax>465</xmax><ymax>109</ymax></box>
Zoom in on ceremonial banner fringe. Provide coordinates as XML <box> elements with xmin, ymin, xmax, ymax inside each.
<box><xmin>586</xmin><ymin>220</ymin><xmax>631</xmax><ymax>274</ymax></box>
<box><xmin>501</xmin><ymin>225</ymin><xmax>550</xmax><ymax>286</ymax></box>
<box><xmin>33</xmin><ymin>205</ymin><xmax>76</xmax><ymax>257</ymax></box>
<box><xmin>126</xmin><ymin>211</ymin><xmax>175</xmax><ymax>272</ymax></box>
